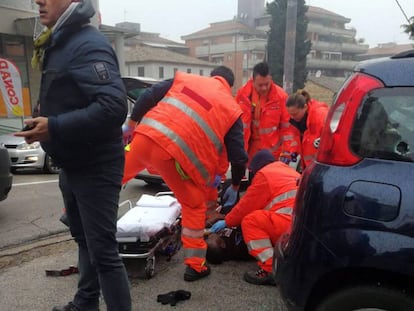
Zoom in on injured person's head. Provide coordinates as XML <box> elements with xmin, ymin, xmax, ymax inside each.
<box><xmin>206</xmin><ymin>232</ymin><xmax>227</xmax><ymax>264</ymax></box>
<box><xmin>205</xmin><ymin>227</ymin><xmax>251</xmax><ymax>264</ymax></box>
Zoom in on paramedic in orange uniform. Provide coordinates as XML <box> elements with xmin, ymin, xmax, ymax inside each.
<box><xmin>122</xmin><ymin>66</ymin><xmax>248</xmax><ymax>282</ymax></box>
<box><xmin>286</xmin><ymin>89</ymin><xmax>329</xmax><ymax>169</ymax></box>
<box><xmin>210</xmin><ymin>149</ymin><xmax>300</xmax><ymax>285</ymax></box>
<box><xmin>235</xmin><ymin>62</ymin><xmax>298</xmax><ymax>165</ymax></box>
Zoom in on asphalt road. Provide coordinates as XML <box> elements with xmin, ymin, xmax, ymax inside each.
<box><xmin>0</xmin><ymin>171</ymin><xmax>285</xmax><ymax>311</ymax></box>
<box><xmin>0</xmin><ymin>170</ymin><xmax>165</xmax><ymax>250</ymax></box>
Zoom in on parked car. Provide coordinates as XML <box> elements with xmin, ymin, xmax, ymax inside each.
<box><xmin>0</xmin><ymin>144</ymin><xmax>12</xmax><ymax>201</ymax></box>
<box><xmin>274</xmin><ymin>50</ymin><xmax>414</xmax><ymax>311</ymax></box>
<box><xmin>122</xmin><ymin>76</ymin><xmax>163</xmax><ymax>184</ymax></box>
<box><xmin>0</xmin><ymin>134</ymin><xmax>60</xmax><ymax>174</ymax></box>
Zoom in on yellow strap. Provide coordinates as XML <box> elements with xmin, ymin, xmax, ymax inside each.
<box><xmin>175</xmin><ymin>161</ymin><xmax>190</xmax><ymax>180</ymax></box>
<box><xmin>124</xmin><ymin>144</ymin><xmax>130</xmax><ymax>151</ymax></box>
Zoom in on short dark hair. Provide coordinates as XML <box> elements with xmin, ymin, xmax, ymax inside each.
<box><xmin>210</xmin><ymin>66</ymin><xmax>235</xmax><ymax>87</ymax></box>
<box><xmin>206</xmin><ymin>244</ymin><xmax>225</xmax><ymax>264</ymax></box>
<box><xmin>253</xmin><ymin>62</ymin><xmax>270</xmax><ymax>78</ymax></box>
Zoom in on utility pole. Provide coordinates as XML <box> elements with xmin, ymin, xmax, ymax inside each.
<box><xmin>283</xmin><ymin>0</ymin><xmax>298</xmax><ymax>94</ymax></box>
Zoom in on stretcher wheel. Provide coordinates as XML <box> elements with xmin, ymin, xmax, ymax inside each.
<box><xmin>145</xmin><ymin>256</ymin><xmax>155</xmax><ymax>279</ymax></box>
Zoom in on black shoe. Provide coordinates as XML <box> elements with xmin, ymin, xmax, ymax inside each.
<box><xmin>243</xmin><ymin>268</ymin><xmax>276</xmax><ymax>286</ymax></box>
<box><xmin>59</xmin><ymin>213</ymin><xmax>70</xmax><ymax>227</ymax></box>
<box><xmin>52</xmin><ymin>302</ymin><xmax>99</xmax><ymax>311</ymax></box>
<box><xmin>184</xmin><ymin>265</ymin><xmax>211</xmax><ymax>282</ymax></box>
<box><xmin>52</xmin><ymin>302</ymin><xmax>79</xmax><ymax>311</ymax></box>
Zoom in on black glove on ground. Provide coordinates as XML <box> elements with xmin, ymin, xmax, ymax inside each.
<box><xmin>157</xmin><ymin>290</ymin><xmax>191</xmax><ymax>306</ymax></box>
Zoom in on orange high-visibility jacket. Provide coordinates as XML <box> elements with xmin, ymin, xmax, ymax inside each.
<box><xmin>225</xmin><ymin>161</ymin><xmax>300</xmax><ymax>227</ymax></box>
<box><xmin>294</xmin><ymin>99</ymin><xmax>329</xmax><ymax>168</ymax></box>
<box><xmin>236</xmin><ymin>80</ymin><xmax>298</xmax><ymax>158</ymax></box>
<box><xmin>134</xmin><ymin>72</ymin><xmax>242</xmax><ymax>187</ymax></box>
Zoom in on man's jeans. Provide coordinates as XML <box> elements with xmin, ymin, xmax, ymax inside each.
<box><xmin>59</xmin><ymin>159</ymin><xmax>131</xmax><ymax>311</ymax></box>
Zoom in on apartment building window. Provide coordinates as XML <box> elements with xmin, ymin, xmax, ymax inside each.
<box><xmin>322</xmin><ymin>52</ymin><xmax>342</xmax><ymax>61</ymax></box>
<box><xmin>159</xmin><ymin>66</ymin><xmax>164</xmax><ymax>79</ymax></box>
<box><xmin>138</xmin><ymin>66</ymin><xmax>145</xmax><ymax>76</ymax></box>
<box><xmin>212</xmin><ymin>56</ymin><xmax>224</xmax><ymax>64</ymax></box>
<box><xmin>187</xmin><ymin>68</ymin><xmax>191</xmax><ymax>73</ymax></box>
<box><xmin>227</xmin><ymin>55</ymin><xmax>233</xmax><ymax>61</ymax></box>
<box><xmin>199</xmin><ymin>69</ymin><xmax>204</xmax><ymax>76</ymax></box>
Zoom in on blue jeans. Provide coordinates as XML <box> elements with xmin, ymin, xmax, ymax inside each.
<box><xmin>59</xmin><ymin>159</ymin><xmax>131</xmax><ymax>311</ymax></box>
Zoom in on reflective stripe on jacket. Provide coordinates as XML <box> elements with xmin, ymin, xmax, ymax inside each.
<box><xmin>225</xmin><ymin>161</ymin><xmax>300</xmax><ymax>227</ymax></box>
<box><xmin>136</xmin><ymin>72</ymin><xmax>242</xmax><ymax>187</ymax></box>
<box><xmin>294</xmin><ymin>99</ymin><xmax>329</xmax><ymax>168</ymax></box>
<box><xmin>236</xmin><ymin>79</ymin><xmax>298</xmax><ymax>158</ymax></box>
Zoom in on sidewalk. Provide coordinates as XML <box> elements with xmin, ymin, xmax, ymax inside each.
<box><xmin>0</xmin><ymin>234</ymin><xmax>282</xmax><ymax>311</ymax></box>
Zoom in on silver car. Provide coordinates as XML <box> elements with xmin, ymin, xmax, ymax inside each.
<box><xmin>0</xmin><ymin>134</ymin><xmax>60</xmax><ymax>174</ymax></box>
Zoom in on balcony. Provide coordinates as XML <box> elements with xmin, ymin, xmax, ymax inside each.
<box><xmin>195</xmin><ymin>39</ymin><xmax>266</xmax><ymax>57</ymax></box>
<box><xmin>306</xmin><ymin>57</ymin><xmax>358</xmax><ymax>71</ymax></box>
<box><xmin>312</xmin><ymin>41</ymin><xmax>369</xmax><ymax>54</ymax></box>
<box><xmin>308</xmin><ymin>22</ymin><xmax>356</xmax><ymax>38</ymax></box>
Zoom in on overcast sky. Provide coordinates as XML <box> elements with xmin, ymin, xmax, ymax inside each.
<box><xmin>98</xmin><ymin>0</ymin><xmax>414</xmax><ymax>48</ymax></box>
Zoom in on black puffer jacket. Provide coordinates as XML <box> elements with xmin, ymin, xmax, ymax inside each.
<box><xmin>39</xmin><ymin>0</ymin><xmax>127</xmax><ymax>169</ymax></box>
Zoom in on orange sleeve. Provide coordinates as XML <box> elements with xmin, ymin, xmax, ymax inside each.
<box><xmin>225</xmin><ymin>172</ymin><xmax>272</xmax><ymax>227</ymax></box>
<box><xmin>280</xmin><ymin>94</ymin><xmax>300</xmax><ymax>155</ymax></box>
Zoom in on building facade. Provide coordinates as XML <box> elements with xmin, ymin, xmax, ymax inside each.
<box><xmin>182</xmin><ymin>0</ymin><xmax>369</xmax><ymax>91</ymax></box>
<box><xmin>182</xmin><ymin>20</ymin><xmax>267</xmax><ymax>92</ymax></box>
<box><xmin>125</xmin><ymin>44</ymin><xmax>216</xmax><ymax>80</ymax></box>
<box><xmin>304</xmin><ymin>6</ymin><xmax>368</xmax><ymax>77</ymax></box>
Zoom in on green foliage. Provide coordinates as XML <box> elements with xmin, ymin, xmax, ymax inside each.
<box><xmin>266</xmin><ymin>0</ymin><xmax>311</xmax><ymax>92</ymax></box>
<box><xmin>401</xmin><ymin>16</ymin><xmax>414</xmax><ymax>40</ymax></box>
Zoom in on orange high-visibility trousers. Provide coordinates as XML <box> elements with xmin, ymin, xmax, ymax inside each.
<box><xmin>123</xmin><ymin>134</ymin><xmax>208</xmax><ymax>272</ymax></box>
<box><xmin>241</xmin><ymin>209</ymin><xmax>291</xmax><ymax>272</ymax></box>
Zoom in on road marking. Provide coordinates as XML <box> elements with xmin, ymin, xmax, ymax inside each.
<box><xmin>13</xmin><ymin>180</ymin><xmax>58</xmax><ymax>187</ymax></box>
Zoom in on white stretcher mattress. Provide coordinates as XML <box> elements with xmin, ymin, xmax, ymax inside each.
<box><xmin>116</xmin><ymin>194</ymin><xmax>181</xmax><ymax>242</ymax></box>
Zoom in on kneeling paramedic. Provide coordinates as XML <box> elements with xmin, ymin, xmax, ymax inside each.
<box><xmin>210</xmin><ymin>149</ymin><xmax>300</xmax><ymax>285</ymax></box>
<box><xmin>122</xmin><ymin>66</ymin><xmax>248</xmax><ymax>281</ymax></box>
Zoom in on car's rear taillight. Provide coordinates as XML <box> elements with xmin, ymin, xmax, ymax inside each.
<box><xmin>317</xmin><ymin>73</ymin><xmax>384</xmax><ymax>166</ymax></box>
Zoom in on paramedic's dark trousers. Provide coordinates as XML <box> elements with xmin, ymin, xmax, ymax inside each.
<box><xmin>59</xmin><ymin>160</ymin><xmax>131</xmax><ymax>311</ymax></box>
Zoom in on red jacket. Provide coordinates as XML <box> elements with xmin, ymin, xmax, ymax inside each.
<box><xmin>225</xmin><ymin>161</ymin><xmax>300</xmax><ymax>227</ymax></box>
<box><xmin>293</xmin><ymin>99</ymin><xmax>329</xmax><ymax>168</ymax></box>
<box><xmin>236</xmin><ymin>80</ymin><xmax>298</xmax><ymax>159</ymax></box>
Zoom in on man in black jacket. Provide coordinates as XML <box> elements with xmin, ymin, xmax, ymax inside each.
<box><xmin>16</xmin><ymin>0</ymin><xmax>131</xmax><ymax>310</ymax></box>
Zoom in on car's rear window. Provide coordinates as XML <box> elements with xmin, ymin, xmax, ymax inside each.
<box><xmin>350</xmin><ymin>87</ymin><xmax>414</xmax><ymax>162</ymax></box>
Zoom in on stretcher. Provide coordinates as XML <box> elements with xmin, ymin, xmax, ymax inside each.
<box><xmin>116</xmin><ymin>192</ymin><xmax>182</xmax><ymax>279</ymax></box>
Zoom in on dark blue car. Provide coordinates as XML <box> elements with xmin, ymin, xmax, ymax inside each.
<box><xmin>274</xmin><ymin>50</ymin><xmax>414</xmax><ymax>311</ymax></box>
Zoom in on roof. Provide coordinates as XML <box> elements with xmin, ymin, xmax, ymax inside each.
<box><xmin>125</xmin><ymin>45</ymin><xmax>215</xmax><ymax>66</ymax></box>
<box><xmin>307</xmin><ymin>76</ymin><xmax>346</xmax><ymax>92</ymax></box>
<box><xmin>307</xmin><ymin>6</ymin><xmax>350</xmax><ymax>23</ymax></box>
<box><xmin>361</xmin><ymin>43</ymin><xmax>414</xmax><ymax>57</ymax></box>
<box><xmin>182</xmin><ymin>20</ymin><xmax>266</xmax><ymax>40</ymax></box>
<box><xmin>126</xmin><ymin>32</ymin><xmax>186</xmax><ymax>47</ymax></box>
<box><xmin>99</xmin><ymin>24</ymin><xmax>139</xmax><ymax>40</ymax></box>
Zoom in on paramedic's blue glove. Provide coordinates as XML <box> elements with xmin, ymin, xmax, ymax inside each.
<box><xmin>223</xmin><ymin>186</ymin><xmax>238</xmax><ymax>207</ymax></box>
<box><xmin>211</xmin><ymin>175</ymin><xmax>222</xmax><ymax>188</ymax></box>
<box><xmin>122</xmin><ymin>124</ymin><xmax>134</xmax><ymax>144</ymax></box>
<box><xmin>210</xmin><ymin>220</ymin><xmax>226</xmax><ymax>233</ymax></box>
